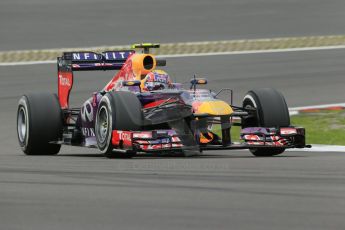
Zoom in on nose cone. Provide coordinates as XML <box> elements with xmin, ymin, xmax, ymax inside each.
<box><xmin>193</xmin><ymin>100</ymin><xmax>233</xmax><ymax>116</ymax></box>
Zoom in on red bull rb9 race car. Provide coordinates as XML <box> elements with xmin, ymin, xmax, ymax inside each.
<box><xmin>17</xmin><ymin>44</ymin><xmax>311</xmax><ymax>158</ymax></box>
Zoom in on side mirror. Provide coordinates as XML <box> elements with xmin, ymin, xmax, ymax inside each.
<box><xmin>190</xmin><ymin>78</ymin><xmax>208</xmax><ymax>90</ymax></box>
<box><xmin>190</xmin><ymin>78</ymin><xmax>207</xmax><ymax>85</ymax></box>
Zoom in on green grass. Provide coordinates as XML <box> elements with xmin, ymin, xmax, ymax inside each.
<box><xmin>291</xmin><ymin>110</ymin><xmax>345</xmax><ymax>145</ymax></box>
<box><xmin>212</xmin><ymin>110</ymin><xmax>345</xmax><ymax>145</ymax></box>
<box><xmin>212</xmin><ymin>124</ymin><xmax>241</xmax><ymax>142</ymax></box>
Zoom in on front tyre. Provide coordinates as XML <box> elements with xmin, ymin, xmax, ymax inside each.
<box><xmin>17</xmin><ymin>93</ymin><xmax>63</xmax><ymax>155</ymax></box>
<box><xmin>95</xmin><ymin>92</ymin><xmax>142</xmax><ymax>158</ymax></box>
<box><xmin>242</xmin><ymin>88</ymin><xmax>290</xmax><ymax>157</ymax></box>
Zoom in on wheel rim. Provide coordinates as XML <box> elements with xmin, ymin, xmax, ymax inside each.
<box><xmin>97</xmin><ymin>106</ymin><xmax>109</xmax><ymax>143</ymax></box>
<box><xmin>17</xmin><ymin>107</ymin><xmax>27</xmax><ymax>143</ymax></box>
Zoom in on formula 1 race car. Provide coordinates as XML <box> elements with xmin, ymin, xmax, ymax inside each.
<box><xmin>17</xmin><ymin>43</ymin><xmax>310</xmax><ymax>158</ymax></box>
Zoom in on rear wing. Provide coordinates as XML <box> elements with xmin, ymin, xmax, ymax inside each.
<box><xmin>57</xmin><ymin>50</ymin><xmax>134</xmax><ymax>109</ymax></box>
<box><xmin>58</xmin><ymin>50</ymin><xmax>134</xmax><ymax>71</ymax></box>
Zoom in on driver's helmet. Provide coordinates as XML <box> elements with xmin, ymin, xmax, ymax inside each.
<box><xmin>142</xmin><ymin>70</ymin><xmax>172</xmax><ymax>91</ymax></box>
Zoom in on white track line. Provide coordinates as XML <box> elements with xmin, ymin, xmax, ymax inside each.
<box><xmin>159</xmin><ymin>45</ymin><xmax>345</xmax><ymax>58</ymax></box>
<box><xmin>289</xmin><ymin>103</ymin><xmax>345</xmax><ymax>115</ymax></box>
<box><xmin>0</xmin><ymin>60</ymin><xmax>55</xmax><ymax>66</ymax></box>
<box><xmin>288</xmin><ymin>145</ymin><xmax>345</xmax><ymax>152</ymax></box>
<box><xmin>1</xmin><ymin>45</ymin><xmax>345</xmax><ymax>66</ymax></box>
<box><xmin>289</xmin><ymin>103</ymin><xmax>345</xmax><ymax>111</ymax></box>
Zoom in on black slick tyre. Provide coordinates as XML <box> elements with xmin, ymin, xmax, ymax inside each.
<box><xmin>17</xmin><ymin>93</ymin><xmax>63</xmax><ymax>155</ymax></box>
<box><xmin>95</xmin><ymin>91</ymin><xmax>142</xmax><ymax>158</ymax></box>
<box><xmin>242</xmin><ymin>88</ymin><xmax>290</xmax><ymax>157</ymax></box>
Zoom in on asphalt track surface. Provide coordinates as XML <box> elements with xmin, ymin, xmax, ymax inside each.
<box><xmin>1</xmin><ymin>48</ymin><xmax>345</xmax><ymax>229</ymax></box>
<box><xmin>1</xmin><ymin>0</ymin><xmax>345</xmax><ymax>51</ymax></box>
<box><xmin>1</xmin><ymin>0</ymin><xmax>345</xmax><ymax>227</ymax></box>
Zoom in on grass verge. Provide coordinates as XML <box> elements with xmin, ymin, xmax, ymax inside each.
<box><xmin>291</xmin><ymin>110</ymin><xmax>345</xmax><ymax>145</ymax></box>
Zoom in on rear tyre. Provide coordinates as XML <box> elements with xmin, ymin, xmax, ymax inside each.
<box><xmin>95</xmin><ymin>91</ymin><xmax>142</xmax><ymax>158</ymax></box>
<box><xmin>17</xmin><ymin>93</ymin><xmax>63</xmax><ymax>155</ymax></box>
<box><xmin>242</xmin><ymin>88</ymin><xmax>290</xmax><ymax>157</ymax></box>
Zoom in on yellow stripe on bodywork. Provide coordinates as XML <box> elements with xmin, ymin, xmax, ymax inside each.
<box><xmin>193</xmin><ymin>101</ymin><xmax>233</xmax><ymax>116</ymax></box>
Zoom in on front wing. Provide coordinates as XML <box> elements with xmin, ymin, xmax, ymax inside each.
<box><xmin>111</xmin><ymin>126</ymin><xmax>309</xmax><ymax>153</ymax></box>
